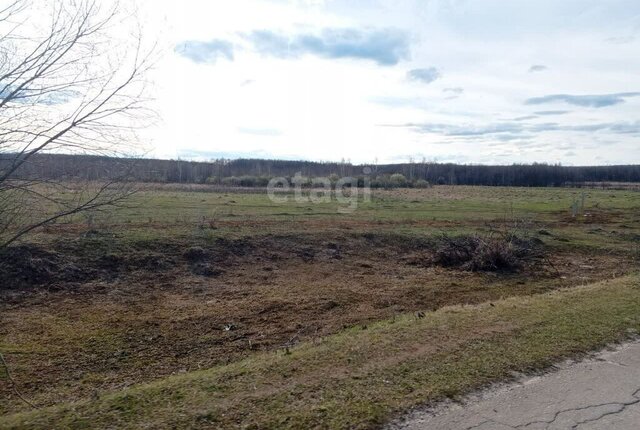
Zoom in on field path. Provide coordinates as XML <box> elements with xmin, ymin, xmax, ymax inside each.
<box><xmin>389</xmin><ymin>340</ymin><xmax>640</xmax><ymax>430</ymax></box>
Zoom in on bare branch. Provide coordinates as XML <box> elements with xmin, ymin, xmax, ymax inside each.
<box><xmin>0</xmin><ymin>0</ymin><xmax>155</xmax><ymax>248</ymax></box>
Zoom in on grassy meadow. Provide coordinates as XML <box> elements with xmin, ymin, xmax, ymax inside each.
<box><xmin>28</xmin><ymin>184</ymin><xmax>640</xmax><ymax>243</ymax></box>
<box><xmin>1</xmin><ymin>184</ymin><xmax>640</xmax><ymax>428</ymax></box>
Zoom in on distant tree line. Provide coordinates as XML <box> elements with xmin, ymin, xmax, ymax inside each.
<box><xmin>4</xmin><ymin>154</ymin><xmax>640</xmax><ymax>188</ymax></box>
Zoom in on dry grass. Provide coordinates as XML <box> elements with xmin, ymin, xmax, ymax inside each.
<box><xmin>0</xmin><ymin>233</ymin><xmax>633</xmax><ymax>416</ymax></box>
<box><xmin>1</xmin><ymin>275</ymin><xmax>639</xmax><ymax>429</ymax></box>
<box><xmin>433</xmin><ymin>233</ymin><xmax>540</xmax><ymax>271</ymax></box>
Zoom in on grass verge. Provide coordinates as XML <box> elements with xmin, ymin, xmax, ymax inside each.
<box><xmin>1</xmin><ymin>274</ymin><xmax>639</xmax><ymax>429</ymax></box>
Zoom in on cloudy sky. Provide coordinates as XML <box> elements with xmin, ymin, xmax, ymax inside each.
<box><xmin>140</xmin><ymin>0</ymin><xmax>640</xmax><ymax>165</ymax></box>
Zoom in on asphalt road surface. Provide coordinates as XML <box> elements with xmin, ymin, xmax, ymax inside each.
<box><xmin>388</xmin><ymin>341</ymin><xmax>640</xmax><ymax>430</ymax></box>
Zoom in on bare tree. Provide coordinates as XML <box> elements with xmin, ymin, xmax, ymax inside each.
<box><xmin>0</xmin><ymin>0</ymin><xmax>154</xmax><ymax>248</ymax></box>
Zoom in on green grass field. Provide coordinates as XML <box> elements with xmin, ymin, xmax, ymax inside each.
<box><xmin>31</xmin><ymin>184</ymin><xmax>640</xmax><ymax>245</ymax></box>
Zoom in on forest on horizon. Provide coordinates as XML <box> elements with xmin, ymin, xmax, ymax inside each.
<box><xmin>4</xmin><ymin>153</ymin><xmax>640</xmax><ymax>188</ymax></box>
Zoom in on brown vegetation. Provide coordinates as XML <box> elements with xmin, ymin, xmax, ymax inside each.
<box><xmin>0</xmin><ymin>231</ymin><xmax>633</xmax><ymax>413</ymax></box>
<box><xmin>433</xmin><ymin>234</ymin><xmax>542</xmax><ymax>271</ymax></box>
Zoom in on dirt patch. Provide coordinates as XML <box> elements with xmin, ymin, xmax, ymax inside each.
<box><xmin>0</xmin><ymin>232</ymin><xmax>440</xmax><ymax>300</ymax></box>
<box><xmin>0</xmin><ymin>245</ymin><xmax>93</xmax><ymax>289</ymax></box>
<box><xmin>0</xmin><ymin>243</ymin><xmax>181</xmax><ymax>291</ymax></box>
<box><xmin>0</xmin><ymin>233</ymin><xmax>634</xmax><ymax>414</ymax></box>
<box><xmin>560</xmin><ymin>209</ymin><xmax>623</xmax><ymax>224</ymax></box>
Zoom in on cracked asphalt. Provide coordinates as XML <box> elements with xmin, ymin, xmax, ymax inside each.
<box><xmin>388</xmin><ymin>341</ymin><xmax>640</xmax><ymax>429</ymax></box>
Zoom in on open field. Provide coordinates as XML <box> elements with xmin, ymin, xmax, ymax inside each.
<box><xmin>1</xmin><ymin>185</ymin><xmax>640</xmax><ymax>428</ymax></box>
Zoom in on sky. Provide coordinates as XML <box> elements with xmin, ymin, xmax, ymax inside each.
<box><xmin>137</xmin><ymin>0</ymin><xmax>640</xmax><ymax>165</ymax></box>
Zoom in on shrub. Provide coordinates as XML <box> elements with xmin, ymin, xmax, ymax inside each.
<box><xmin>389</xmin><ymin>173</ymin><xmax>408</xmax><ymax>187</ymax></box>
<box><xmin>256</xmin><ymin>176</ymin><xmax>271</xmax><ymax>187</ymax></box>
<box><xmin>237</xmin><ymin>175</ymin><xmax>257</xmax><ymax>187</ymax></box>
<box><xmin>291</xmin><ymin>175</ymin><xmax>312</xmax><ymax>187</ymax></box>
<box><xmin>370</xmin><ymin>177</ymin><xmax>387</xmax><ymax>189</ymax></box>
<box><xmin>433</xmin><ymin>234</ymin><xmax>539</xmax><ymax>272</ymax></box>
<box><xmin>414</xmin><ymin>179</ymin><xmax>431</xmax><ymax>188</ymax></box>
<box><xmin>221</xmin><ymin>176</ymin><xmax>239</xmax><ymax>186</ymax></box>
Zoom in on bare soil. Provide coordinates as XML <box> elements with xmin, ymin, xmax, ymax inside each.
<box><xmin>0</xmin><ymin>232</ymin><xmax>633</xmax><ymax>413</ymax></box>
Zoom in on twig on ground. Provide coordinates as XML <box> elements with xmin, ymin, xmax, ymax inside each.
<box><xmin>0</xmin><ymin>351</ymin><xmax>37</xmax><ymax>409</ymax></box>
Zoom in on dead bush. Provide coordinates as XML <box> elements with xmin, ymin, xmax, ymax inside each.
<box><xmin>183</xmin><ymin>246</ymin><xmax>207</xmax><ymax>262</ymax></box>
<box><xmin>434</xmin><ymin>233</ymin><xmax>540</xmax><ymax>272</ymax></box>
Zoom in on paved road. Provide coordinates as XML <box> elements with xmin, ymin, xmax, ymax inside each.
<box><xmin>388</xmin><ymin>341</ymin><xmax>640</xmax><ymax>430</ymax></box>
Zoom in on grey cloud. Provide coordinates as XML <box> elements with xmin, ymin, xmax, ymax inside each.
<box><xmin>525</xmin><ymin>92</ymin><xmax>640</xmax><ymax>108</ymax></box>
<box><xmin>177</xmin><ymin>27</ymin><xmax>410</xmax><ymax>66</ymax></box>
<box><xmin>442</xmin><ymin>87</ymin><xmax>464</xmax><ymax>99</ymax></box>
<box><xmin>563</xmin><ymin>121</ymin><xmax>640</xmax><ymax>134</ymax></box>
<box><xmin>244</xmin><ymin>30</ymin><xmax>292</xmax><ymax>58</ymax></box>
<box><xmin>534</xmin><ymin>110</ymin><xmax>570</xmax><ymax>115</ymax></box>
<box><xmin>607</xmin><ymin>122</ymin><xmax>640</xmax><ymax>134</ymax></box>
<box><xmin>605</xmin><ymin>36</ymin><xmax>635</xmax><ymax>44</ymax></box>
<box><xmin>407</xmin><ymin>67</ymin><xmax>441</xmax><ymax>84</ymax></box>
<box><xmin>244</xmin><ymin>27</ymin><xmax>410</xmax><ymax>65</ymax></box>
<box><xmin>528</xmin><ymin>122</ymin><xmax>560</xmax><ymax>132</ymax></box>
<box><xmin>405</xmin><ymin>122</ymin><xmax>522</xmax><ymax>137</ymax></box>
<box><xmin>175</xmin><ymin>39</ymin><xmax>234</xmax><ymax>64</ymax></box>
<box><xmin>495</xmin><ymin>133</ymin><xmax>534</xmax><ymax>142</ymax></box>
<box><xmin>529</xmin><ymin>65</ymin><xmax>548</xmax><ymax>72</ymax></box>
<box><xmin>526</xmin><ymin>121</ymin><xmax>640</xmax><ymax>134</ymax></box>
<box><xmin>511</xmin><ymin>115</ymin><xmax>538</xmax><ymax>121</ymax></box>
<box><xmin>399</xmin><ymin>120</ymin><xmax>640</xmax><ymax>138</ymax></box>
